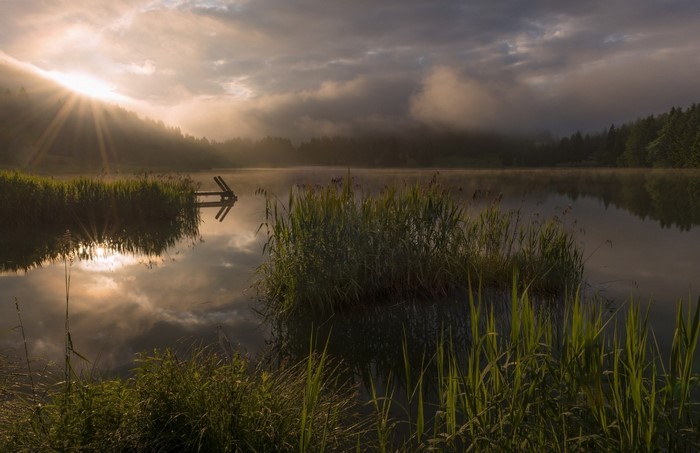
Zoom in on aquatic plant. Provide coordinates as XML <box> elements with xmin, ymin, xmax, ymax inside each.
<box><xmin>362</xmin><ymin>287</ymin><xmax>700</xmax><ymax>452</ymax></box>
<box><xmin>256</xmin><ymin>176</ymin><xmax>583</xmax><ymax>316</ymax></box>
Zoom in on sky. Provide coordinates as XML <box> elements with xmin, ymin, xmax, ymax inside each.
<box><xmin>1</xmin><ymin>0</ymin><xmax>699</xmax><ymax>141</ymax></box>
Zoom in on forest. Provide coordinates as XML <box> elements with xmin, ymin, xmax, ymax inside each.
<box><xmin>1</xmin><ymin>60</ymin><xmax>699</xmax><ymax>170</ymax></box>
<box><xmin>211</xmin><ymin>104</ymin><xmax>700</xmax><ymax>168</ymax></box>
<box><xmin>535</xmin><ymin>104</ymin><xmax>700</xmax><ymax>168</ymax></box>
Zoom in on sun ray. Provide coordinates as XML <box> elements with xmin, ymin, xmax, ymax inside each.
<box><xmin>3</xmin><ymin>65</ymin><xmax>131</xmax><ymax>170</ymax></box>
<box><xmin>26</xmin><ymin>93</ymin><xmax>81</xmax><ymax>167</ymax></box>
<box><xmin>90</xmin><ymin>100</ymin><xmax>117</xmax><ymax>172</ymax></box>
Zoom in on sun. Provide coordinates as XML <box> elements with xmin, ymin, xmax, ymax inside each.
<box><xmin>48</xmin><ymin>70</ymin><xmax>125</xmax><ymax>102</ymax></box>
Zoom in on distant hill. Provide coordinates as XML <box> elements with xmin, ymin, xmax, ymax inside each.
<box><xmin>2</xmin><ymin>61</ymin><xmax>696</xmax><ymax>171</ymax></box>
<box><xmin>0</xmin><ymin>62</ymin><xmax>224</xmax><ymax>171</ymax></box>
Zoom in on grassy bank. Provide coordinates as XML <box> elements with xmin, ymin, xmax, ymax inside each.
<box><xmin>0</xmin><ymin>171</ymin><xmax>200</xmax><ymax>271</ymax></box>
<box><xmin>2</xmin><ymin>289</ymin><xmax>699</xmax><ymax>451</ymax></box>
<box><xmin>0</xmin><ymin>171</ymin><xmax>199</xmax><ymax>229</ymax></box>
<box><xmin>0</xmin><ymin>345</ymin><xmax>363</xmax><ymax>452</ymax></box>
<box><xmin>256</xmin><ymin>176</ymin><xmax>583</xmax><ymax>316</ymax></box>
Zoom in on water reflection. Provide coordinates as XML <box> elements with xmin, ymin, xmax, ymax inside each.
<box><xmin>0</xmin><ymin>205</ymin><xmax>201</xmax><ymax>273</ymax></box>
<box><xmin>1</xmin><ymin>168</ymin><xmax>699</xmax><ymax>381</ymax></box>
<box><xmin>424</xmin><ymin>169</ymin><xmax>700</xmax><ymax>231</ymax></box>
<box><xmin>267</xmin><ymin>290</ymin><xmax>567</xmax><ymax>391</ymax></box>
<box><xmin>0</xmin><ymin>190</ymin><xmax>262</xmax><ymax>375</ymax></box>
<box><xmin>551</xmin><ymin>170</ymin><xmax>700</xmax><ymax>231</ymax></box>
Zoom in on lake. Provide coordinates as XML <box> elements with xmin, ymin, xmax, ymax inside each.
<box><xmin>1</xmin><ymin>168</ymin><xmax>699</xmax><ymax>377</ymax></box>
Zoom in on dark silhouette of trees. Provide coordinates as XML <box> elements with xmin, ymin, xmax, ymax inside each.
<box><xmin>551</xmin><ymin>104</ymin><xmax>700</xmax><ymax>168</ymax></box>
<box><xmin>1</xmin><ymin>59</ymin><xmax>698</xmax><ymax>170</ymax></box>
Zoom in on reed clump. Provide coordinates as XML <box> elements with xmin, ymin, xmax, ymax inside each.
<box><xmin>257</xmin><ymin>177</ymin><xmax>583</xmax><ymax>315</ymax></box>
<box><xmin>0</xmin><ymin>171</ymin><xmax>199</xmax><ymax>229</ymax></box>
<box><xmin>0</xmin><ymin>346</ymin><xmax>363</xmax><ymax>452</ymax></box>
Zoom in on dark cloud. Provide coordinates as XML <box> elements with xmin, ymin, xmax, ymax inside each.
<box><xmin>1</xmin><ymin>0</ymin><xmax>699</xmax><ymax>139</ymax></box>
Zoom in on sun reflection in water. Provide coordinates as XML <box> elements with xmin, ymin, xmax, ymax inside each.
<box><xmin>78</xmin><ymin>245</ymin><xmax>147</xmax><ymax>272</ymax></box>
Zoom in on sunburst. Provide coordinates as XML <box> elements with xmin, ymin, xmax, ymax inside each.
<box><xmin>47</xmin><ymin>71</ymin><xmax>124</xmax><ymax>102</ymax></box>
<box><xmin>16</xmin><ymin>69</ymin><xmax>127</xmax><ymax>171</ymax></box>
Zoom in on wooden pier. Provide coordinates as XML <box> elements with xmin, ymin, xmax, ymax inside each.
<box><xmin>196</xmin><ymin>176</ymin><xmax>237</xmax><ymax>201</ymax></box>
<box><xmin>196</xmin><ymin>176</ymin><xmax>237</xmax><ymax>221</ymax></box>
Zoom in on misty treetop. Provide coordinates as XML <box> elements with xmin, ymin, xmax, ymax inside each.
<box><xmin>212</xmin><ymin>102</ymin><xmax>700</xmax><ymax>168</ymax></box>
<box><xmin>1</xmin><ymin>75</ymin><xmax>698</xmax><ymax>170</ymax></box>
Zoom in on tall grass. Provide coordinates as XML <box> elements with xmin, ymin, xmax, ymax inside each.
<box><xmin>0</xmin><ymin>345</ymin><xmax>365</xmax><ymax>452</ymax></box>
<box><xmin>364</xmin><ymin>284</ymin><xmax>700</xmax><ymax>452</ymax></box>
<box><xmin>3</xmin><ymin>287</ymin><xmax>699</xmax><ymax>451</ymax></box>
<box><xmin>256</xmin><ymin>176</ymin><xmax>583</xmax><ymax>316</ymax></box>
<box><xmin>0</xmin><ymin>171</ymin><xmax>199</xmax><ymax>229</ymax></box>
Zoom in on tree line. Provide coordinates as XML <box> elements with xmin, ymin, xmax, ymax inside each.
<box><xmin>539</xmin><ymin>104</ymin><xmax>700</xmax><ymax>168</ymax></box>
<box><xmin>1</xmin><ymin>79</ymin><xmax>698</xmax><ymax>169</ymax></box>
<box><xmin>213</xmin><ymin>104</ymin><xmax>700</xmax><ymax>168</ymax></box>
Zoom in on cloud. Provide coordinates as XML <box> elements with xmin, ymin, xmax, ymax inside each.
<box><xmin>409</xmin><ymin>66</ymin><xmax>503</xmax><ymax>130</ymax></box>
<box><xmin>1</xmin><ymin>0</ymin><xmax>700</xmax><ymax>139</ymax></box>
<box><xmin>125</xmin><ymin>60</ymin><xmax>156</xmax><ymax>75</ymax></box>
<box><xmin>148</xmin><ymin>75</ymin><xmax>416</xmax><ymax>140</ymax></box>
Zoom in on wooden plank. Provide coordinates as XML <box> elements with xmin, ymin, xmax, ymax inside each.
<box><xmin>215</xmin><ymin>176</ymin><xmax>233</xmax><ymax>193</ymax></box>
<box><xmin>214</xmin><ymin>176</ymin><xmax>226</xmax><ymax>192</ymax></box>
<box><xmin>196</xmin><ymin>176</ymin><xmax>236</xmax><ymax>203</ymax></box>
<box><xmin>196</xmin><ymin>200</ymin><xmax>236</xmax><ymax>208</ymax></box>
<box><xmin>215</xmin><ymin>204</ymin><xmax>233</xmax><ymax>221</ymax></box>
<box><xmin>196</xmin><ymin>190</ymin><xmax>229</xmax><ymax>196</ymax></box>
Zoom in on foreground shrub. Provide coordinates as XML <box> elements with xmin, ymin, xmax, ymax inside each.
<box><xmin>256</xmin><ymin>177</ymin><xmax>583</xmax><ymax>316</ymax></box>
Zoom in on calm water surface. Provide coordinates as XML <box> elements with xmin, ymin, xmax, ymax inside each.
<box><xmin>1</xmin><ymin>168</ymin><xmax>699</xmax><ymax>375</ymax></box>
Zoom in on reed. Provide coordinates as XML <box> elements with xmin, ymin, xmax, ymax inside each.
<box><xmin>364</xmin><ymin>284</ymin><xmax>700</xmax><ymax>452</ymax></box>
<box><xmin>256</xmin><ymin>176</ymin><xmax>583</xmax><ymax>316</ymax></box>
<box><xmin>0</xmin><ymin>171</ymin><xmax>200</xmax><ymax>272</ymax></box>
<box><xmin>0</xmin><ymin>171</ymin><xmax>199</xmax><ymax>230</ymax></box>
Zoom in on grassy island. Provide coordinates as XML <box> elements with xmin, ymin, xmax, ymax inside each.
<box><xmin>256</xmin><ymin>176</ymin><xmax>583</xmax><ymax>316</ymax></box>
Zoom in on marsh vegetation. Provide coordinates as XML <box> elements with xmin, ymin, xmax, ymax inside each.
<box><xmin>256</xmin><ymin>176</ymin><xmax>583</xmax><ymax>316</ymax></box>
<box><xmin>2</xmin><ymin>169</ymin><xmax>700</xmax><ymax>451</ymax></box>
<box><xmin>2</xmin><ymin>287</ymin><xmax>699</xmax><ymax>451</ymax></box>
